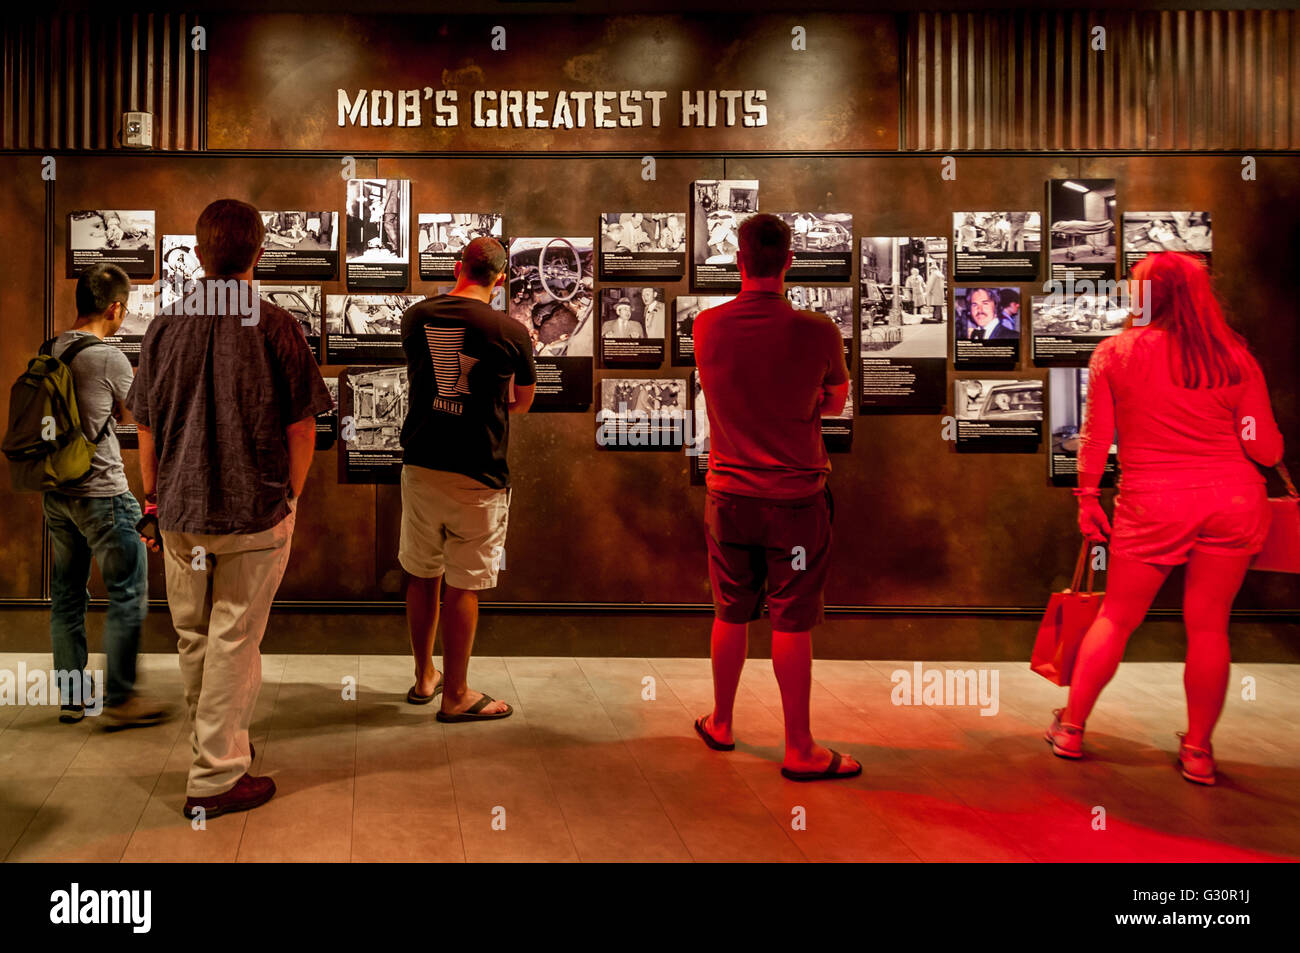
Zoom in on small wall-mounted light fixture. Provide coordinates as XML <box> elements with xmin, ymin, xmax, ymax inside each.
<box><xmin>121</xmin><ymin>112</ymin><xmax>153</xmax><ymax>149</ymax></box>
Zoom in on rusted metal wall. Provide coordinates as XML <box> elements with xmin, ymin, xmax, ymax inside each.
<box><xmin>0</xmin><ymin>157</ymin><xmax>50</xmax><ymax>598</ymax></box>
<box><xmin>6</xmin><ymin>11</ymin><xmax>1300</xmax><ymax>154</ymax></box>
<box><xmin>3</xmin><ymin>11</ymin><xmax>1299</xmax><ymax>633</ymax></box>
<box><xmin>1</xmin><ymin>13</ymin><xmax>203</xmax><ymax>151</ymax></box>
<box><xmin>903</xmin><ymin>9</ymin><xmax>1300</xmax><ymax>150</ymax></box>
<box><xmin>203</xmin><ymin>13</ymin><xmax>899</xmax><ymax>153</ymax></box>
<box><xmin>29</xmin><ymin>152</ymin><xmax>1300</xmax><ymax>617</ymax></box>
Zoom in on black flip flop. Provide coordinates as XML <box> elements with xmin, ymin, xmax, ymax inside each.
<box><xmin>780</xmin><ymin>750</ymin><xmax>862</xmax><ymax>782</ymax></box>
<box><xmin>694</xmin><ymin>716</ymin><xmax>735</xmax><ymax>751</ymax></box>
<box><xmin>406</xmin><ymin>674</ymin><xmax>444</xmax><ymax>705</ymax></box>
<box><xmin>436</xmin><ymin>693</ymin><xmax>513</xmax><ymax>723</ymax></box>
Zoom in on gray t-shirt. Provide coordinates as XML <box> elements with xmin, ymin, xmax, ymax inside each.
<box><xmin>51</xmin><ymin>330</ymin><xmax>133</xmax><ymax>498</ymax></box>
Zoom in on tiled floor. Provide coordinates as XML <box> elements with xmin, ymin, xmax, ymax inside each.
<box><xmin>1</xmin><ymin>652</ymin><xmax>1297</xmax><ymax>862</ymax></box>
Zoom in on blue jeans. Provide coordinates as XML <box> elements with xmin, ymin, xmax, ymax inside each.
<box><xmin>43</xmin><ymin>492</ymin><xmax>148</xmax><ymax>707</ymax></box>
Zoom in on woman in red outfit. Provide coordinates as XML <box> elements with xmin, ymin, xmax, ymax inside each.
<box><xmin>1045</xmin><ymin>252</ymin><xmax>1284</xmax><ymax>784</ymax></box>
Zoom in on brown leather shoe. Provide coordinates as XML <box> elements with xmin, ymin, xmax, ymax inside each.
<box><xmin>184</xmin><ymin>774</ymin><xmax>276</xmax><ymax>820</ymax></box>
<box><xmin>101</xmin><ymin>693</ymin><xmax>172</xmax><ymax>730</ymax></box>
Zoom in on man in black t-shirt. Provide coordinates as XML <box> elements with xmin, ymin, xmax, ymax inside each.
<box><xmin>399</xmin><ymin>237</ymin><xmax>536</xmax><ymax>722</ymax></box>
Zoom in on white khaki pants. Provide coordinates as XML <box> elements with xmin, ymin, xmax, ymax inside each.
<box><xmin>161</xmin><ymin>504</ymin><xmax>296</xmax><ymax>797</ymax></box>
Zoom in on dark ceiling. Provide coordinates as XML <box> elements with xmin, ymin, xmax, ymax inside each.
<box><xmin>42</xmin><ymin>1</ymin><xmax>1300</xmax><ymax>13</ymax></box>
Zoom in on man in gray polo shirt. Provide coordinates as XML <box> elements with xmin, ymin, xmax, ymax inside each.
<box><xmin>43</xmin><ymin>263</ymin><xmax>170</xmax><ymax>727</ymax></box>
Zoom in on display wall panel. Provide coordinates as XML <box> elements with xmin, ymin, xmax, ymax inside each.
<box><xmin>49</xmin><ymin>154</ymin><xmax>384</xmax><ymax>602</ymax></box>
<box><xmin>732</xmin><ymin>156</ymin><xmax>1062</xmax><ymax>606</ymax></box>
<box><xmin>14</xmin><ymin>153</ymin><xmax>1299</xmax><ymax>616</ymax></box>
<box><xmin>373</xmin><ymin>156</ymin><xmax>722</xmax><ymax>603</ymax></box>
<box><xmin>0</xmin><ymin>157</ymin><xmax>51</xmax><ymax>598</ymax></box>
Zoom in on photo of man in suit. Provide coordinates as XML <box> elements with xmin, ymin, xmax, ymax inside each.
<box><xmin>602</xmin><ymin>297</ymin><xmax>645</xmax><ymax>339</ymax></box>
<box><xmin>962</xmin><ymin>287</ymin><xmax>1017</xmax><ymax>341</ymax></box>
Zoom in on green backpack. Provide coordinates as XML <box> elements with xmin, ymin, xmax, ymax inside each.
<box><xmin>2</xmin><ymin>336</ymin><xmax>113</xmax><ymax>492</ymax></box>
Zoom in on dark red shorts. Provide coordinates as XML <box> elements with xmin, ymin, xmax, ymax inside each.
<box><xmin>704</xmin><ymin>486</ymin><xmax>832</xmax><ymax>632</ymax></box>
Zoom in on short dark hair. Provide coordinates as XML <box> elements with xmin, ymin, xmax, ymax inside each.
<box><xmin>738</xmin><ymin>213</ymin><xmax>792</xmax><ymax>278</ymax></box>
<box><xmin>195</xmin><ymin>199</ymin><xmax>265</xmax><ymax>275</ymax></box>
<box><xmin>75</xmin><ymin>263</ymin><xmax>131</xmax><ymax>317</ymax></box>
<box><xmin>461</xmin><ymin>236</ymin><xmax>507</xmax><ymax>285</ymax></box>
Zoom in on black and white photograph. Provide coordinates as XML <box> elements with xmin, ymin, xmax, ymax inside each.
<box><xmin>508</xmin><ymin>237</ymin><xmax>594</xmax><ymax>411</ymax></box>
<box><xmin>673</xmin><ymin>295</ymin><xmax>733</xmax><ymax>366</ymax></box>
<box><xmin>255</xmin><ymin>210</ymin><xmax>338</xmax><ymax>281</ymax></box>
<box><xmin>324</xmin><ymin>293</ymin><xmax>423</xmax><ymax>364</ymax></box>
<box><xmin>599</xmin><ymin>212</ymin><xmax>687</xmax><ymax>280</ymax></box>
<box><xmin>1048</xmin><ymin>366</ymin><xmax>1118</xmax><ymax>486</ymax></box>
<box><xmin>316</xmin><ymin>377</ymin><xmax>339</xmax><ymax>451</ymax></box>
<box><xmin>688</xmin><ymin>370</ymin><xmax>709</xmax><ymax>485</ymax></box>
<box><xmin>345</xmin><ymin>178</ymin><xmax>410</xmax><ymax>289</ymax></box>
<box><xmin>67</xmin><ymin>210</ymin><xmax>155</xmax><ymax>278</ymax></box>
<box><xmin>508</xmin><ymin>237</ymin><xmax>594</xmax><ymax>358</ymax></box>
<box><xmin>159</xmin><ymin>235</ymin><xmax>203</xmax><ymax>314</ymax></box>
<box><xmin>103</xmin><ymin>283</ymin><xmax>156</xmax><ymax>365</ymax></box>
<box><xmin>691</xmin><ymin>179</ymin><xmax>759</xmax><ymax>291</ymax></box>
<box><xmin>1048</xmin><ymin>178</ymin><xmax>1118</xmax><ymax>282</ymax></box>
<box><xmin>418</xmin><ymin>213</ymin><xmax>503</xmax><ymax>280</ymax></box>
<box><xmin>261</xmin><ymin>284</ymin><xmax>324</xmax><ymax>361</ymax></box>
<box><xmin>776</xmin><ymin>212</ymin><xmax>854</xmax><ymax>281</ymax></box>
<box><xmin>953</xmin><ymin>286</ymin><xmax>1021</xmax><ymax>368</ymax></box>
<box><xmin>337</xmin><ymin>365</ymin><xmax>408</xmax><ymax>483</ymax></box>
<box><xmin>599</xmin><ymin>287</ymin><xmax>666</xmax><ymax>367</ymax></box>
<box><xmin>953</xmin><ymin>378</ymin><xmax>1043</xmax><ymax>453</ymax></box>
<box><xmin>596</xmin><ymin>378</ymin><xmax>687</xmax><ymax>450</ymax></box>
<box><xmin>952</xmin><ymin>211</ymin><xmax>1041</xmax><ymax>280</ymax></box>
<box><xmin>1030</xmin><ymin>292</ymin><xmax>1128</xmax><ymax>365</ymax></box>
<box><xmin>858</xmin><ymin>236</ymin><xmax>949</xmax><ymax>408</ymax></box>
<box><xmin>1122</xmin><ymin>211</ymin><xmax>1212</xmax><ymax>274</ymax></box>
<box><xmin>787</xmin><ymin>286</ymin><xmax>854</xmax><ymax>350</ymax></box>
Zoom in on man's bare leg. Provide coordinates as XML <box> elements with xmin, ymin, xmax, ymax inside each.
<box><xmin>703</xmin><ymin>618</ymin><xmax>747</xmax><ymax>744</ymax></box>
<box><xmin>406</xmin><ymin>573</ymin><xmax>442</xmax><ymax>696</ymax></box>
<box><xmin>440</xmin><ymin>583</ymin><xmax>509</xmax><ymax>716</ymax></box>
<box><xmin>772</xmin><ymin>629</ymin><xmax>859</xmax><ymax>774</ymax></box>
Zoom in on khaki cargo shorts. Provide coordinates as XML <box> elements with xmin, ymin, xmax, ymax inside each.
<box><xmin>399</xmin><ymin>465</ymin><xmax>511</xmax><ymax>590</ymax></box>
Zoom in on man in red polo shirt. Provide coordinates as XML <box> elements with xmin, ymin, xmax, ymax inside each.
<box><xmin>692</xmin><ymin>213</ymin><xmax>861</xmax><ymax>782</ymax></box>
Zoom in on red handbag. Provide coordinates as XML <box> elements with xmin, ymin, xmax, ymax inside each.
<box><xmin>1031</xmin><ymin>541</ymin><xmax>1104</xmax><ymax>686</ymax></box>
<box><xmin>1251</xmin><ymin>464</ymin><xmax>1300</xmax><ymax>573</ymax></box>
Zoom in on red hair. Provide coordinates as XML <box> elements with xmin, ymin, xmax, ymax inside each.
<box><xmin>1129</xmin><ymin>251</ymin><xmax>1248</xmax><ymax>388</ymax></box>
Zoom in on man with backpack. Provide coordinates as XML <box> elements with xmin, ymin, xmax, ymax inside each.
<box><xmin>2</xmin><ymin>263</ymin><xmax>170</xmax><ymax>727</ymax></box>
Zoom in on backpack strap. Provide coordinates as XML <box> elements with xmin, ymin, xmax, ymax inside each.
<box><xmin>55</xmin><ymin>335</ymin><xmax>109</xmax><ymax>365</ymax></box>
<box><xmin>49</xmin><ymin>335</ymin><xmax>116</xmax><ymax>444</ymax></box>
<box><xmin>90</xmin><ymin>413</ymin><xmax>115</xmax><ymax>444</ymax></box>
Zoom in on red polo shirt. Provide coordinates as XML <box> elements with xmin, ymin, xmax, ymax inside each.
<box><xmin>694</xmin><ymin>290</ymin><xmax>849</xmax><ymax>499</ymax></box>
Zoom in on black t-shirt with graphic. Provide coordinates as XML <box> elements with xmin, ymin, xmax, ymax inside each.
<box><xmin>400</xmin><ymin>293</ymin><xmax>536</xmax><ymax>489</ymax></box>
